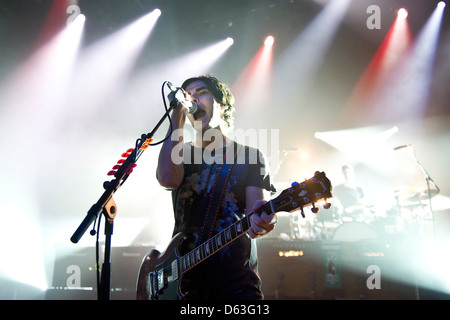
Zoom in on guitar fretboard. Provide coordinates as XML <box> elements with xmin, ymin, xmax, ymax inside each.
<box><xmin>176</xmin><ymin>201</ymin><xmax>274</xmax><ymax>277</ymax></box>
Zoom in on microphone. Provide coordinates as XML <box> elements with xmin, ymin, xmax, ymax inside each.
<box><xmin>393</xmin><ymin>144</ymin><xmax>412</xmax><ymax>151</ymax></box>
<box><xmin>167</xmin><ymin>82</ymin><xmax>199</xmax><ymax>114</ymax></box>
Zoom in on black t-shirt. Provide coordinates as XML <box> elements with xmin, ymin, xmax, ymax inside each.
<box><xmin>171</xmin><ymin>141</ymin><xmax>273</xmax><ymax>299</ymax></box>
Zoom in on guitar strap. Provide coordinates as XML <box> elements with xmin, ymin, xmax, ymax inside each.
<box><xmin>196</xmin><ymin>142</ymin><xmax>237</xmax><ymax>245</ymax></box>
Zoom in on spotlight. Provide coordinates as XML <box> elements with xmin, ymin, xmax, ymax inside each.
<box><xmin>398</xmin><ymin>8</ymin><xmax>408</xmax><ymax>19</ymax></box>
<box><xmin>264</xmin><ymin>35</ymin><xmax>275</xmax><ymax>47</ymax></box>
<box><xmin>75</xmin><ymin>14</ymin><xmax>86</xmax><ymax>23</ymax></box>
<box><xmin>67</xmin><ymin>13</ymin><xmax>86</xmax><ymax>29</ymax></box>
<box><xmin>153</xmin><ymin>8</ymin><xmax>162</xmax><ymax>16</ymax></box>
<box><xmin>225</xmin><ymin>37</ymin><xmax>234</xmax><ymax>46</ymax></box>
<box><xmin>438</xmin><ymin>1</ymin><xmax>446</xmax><ymax>8</ymax></box>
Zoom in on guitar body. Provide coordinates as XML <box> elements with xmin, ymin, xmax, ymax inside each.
<box><xmin>136</xmin><ymin>232</ymin><xmax>188</xmax><ymax>300</ymax></box>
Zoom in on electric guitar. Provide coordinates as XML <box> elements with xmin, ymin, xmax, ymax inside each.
<box><xmin>136</xmin><ymin>171</ymin><xmax>332</xmax><ymax>300</ymax></box>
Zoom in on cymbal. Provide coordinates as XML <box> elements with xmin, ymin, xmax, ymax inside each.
<box><xmin>406</xmin><ymin>189</ymin><xmax>439</xmax><ymax>201</ymax></box>
<box><xmin>393</xmin><ymin>186</ymin><xmax>439</xmax><ymax>201</ymax></box>
<box><xmin>400</xmin><ymin>202</ymin><xmax>425</xmax><ymax>209</ymax></box>
<box><xmin>393</xmin><ymin>186</ymin><xmax>417</xmax><ymax>196</ymax></box>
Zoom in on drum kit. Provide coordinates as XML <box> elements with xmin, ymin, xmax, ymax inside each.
<box><xmin>271</xmin><ymin>183</ymin><xmax>439</xmax><ymax>242</ymax></box>
<box><xmin>271</xmin><ymin>145</ymin><xmax>440</xmax><ymax>242</ymax></box>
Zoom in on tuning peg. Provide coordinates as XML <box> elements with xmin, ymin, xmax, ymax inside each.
<box><xmin>323</xmin><ymin>200</ymin><xmax>331</xmax><ymax>209</ymax></box>
<box><xmin>311</xmin><ymin>203</ymin><xmax>319</xmax><ymax>214</ymax></box>
<box><xmin>300</xmin><ymin>207</ymin><xmax>305</xmax><ymax>218</ymax></box>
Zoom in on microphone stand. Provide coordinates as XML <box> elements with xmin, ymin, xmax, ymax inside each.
<box><xmin>406</xmin><ymin>147</ymin><xmax>440</xmax><ymax>237</ymax></box>
<box><xmin>70</xmin><ymin>98</ymin><xmax>176</xmax><ymax>300</ymax></box>
<box><xmin>402</xmin><ymin>147</ymin><xmax>442</xmax><ymax>300</ymax></box>
<box><xmin>98</xmin><ymin>197</ymin><xmax>117</xmax><ymax>300</ymax></box>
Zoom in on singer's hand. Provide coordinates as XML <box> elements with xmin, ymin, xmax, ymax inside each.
<box><xmin>168</xmin><ymin>91</ymin><xmax>189</xmax><ymax>128</ymax></box>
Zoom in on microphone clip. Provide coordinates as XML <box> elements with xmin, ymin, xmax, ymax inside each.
<box><xmin>169</xmin><ymin>87</ymin><xmax>189</xmax><ymax>108</ymax></box>
<box><xmin>167</xmin><ymin>81</ymin><xmax>198</xmax><ymax>114</ymax></box>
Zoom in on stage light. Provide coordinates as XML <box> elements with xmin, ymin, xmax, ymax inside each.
<box><xmin>344</xmin><ymin>5</ymin><xmax>411</xmax><ymax>123</ymax></box>
<box><xmin>264</xmin><ymin>35</ymin><xmax>275</xmax><ymax>47</ymax></box>
<box><xmin>314</xmin><ymin>125</ymin><xmax>399</xmax><ymax>170</ymax></box>
<box><xmin>273</xmin><ymin>0</ymin><xmax>350</xmax><ymax>100</ymax></box>
<box><xmin>75</xmin><ymin>13</ymin><xmax>86</xmax><ymax>24</ymax></box>
<box><xmin>0</xmin><ymin>10</ymin><xmax>86</xmax><ymax>291</ymax></box>
<box><xmin>438</xmin><ymin>1</ymin><xmax>446</xmax><ymax>8</ymax></box>
<box><xmin>153</xmin><ymin>8</ymin><xmax>162</xmax><ymax>16</ymax></box>
<box><xmin>231</xmin><ymin>32</ymin><xmax>275</xmax><ymax>112</ymax></box>
<box><xmin>124</xmin><ymin>9</ymin><xmax>162</xmax><ymax>44</ymax></box>
<box><xmin>0</xmin><ymin>5</ymin><xmax>85</xmax><ymax>140</ymax></box>
<box><xmin>64</xmin><ymin>9</ymin><xmax>161</xmax><ymax>122</ymax></box>
<box><xmin>34</xmin><ymin>0</ymin><xmax>70</xmax><ymax>47</ymax></box>
<box><xmin>164</xmin><ymin>36</ymin><xmax>234</xmax><ymax>79</ymax></box>
<box><xmin>368</xmin><ymin>1</ymin><xmax>446</xmax><ymax>121</ymax></box>
<box><xmin>109</xmin><ymin>36</ymin><xmax>235</xmax><ymax>132</ymax></box>
<box><xmin>398</xmin><ymin>8</ymin><xmax>408</xmax><ymax>19</ymax></box>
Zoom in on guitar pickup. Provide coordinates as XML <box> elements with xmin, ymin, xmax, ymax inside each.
<box><xmin>171</xmin><ymin>260</ymin><xmax>178</xmax><ymax>281</ymax></box>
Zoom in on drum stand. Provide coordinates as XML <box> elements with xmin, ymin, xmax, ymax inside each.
<box><xmin>406</xmin><ymin>146</ymin><xmax>440</xmax><ymax>240</ymax></box>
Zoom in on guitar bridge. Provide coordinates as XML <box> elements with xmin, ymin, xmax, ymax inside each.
<box><xmin>148</xmin><ymin>269</ymin><xmax>165</xmax><ymax>300</ymax></box>
<box><xmin>149</xmin><ymin>271</ymin><xmax>159</xmax><ymax>300</ymax></box>
<box><xmin>148</xmin><ymin>271</ymin><xmax>161</xmax><ymax>300</ymax></box>
<box><xmin>149</xmin><ymin>264</ymin><xmax>178</xmax><ymax>300</ymax></box>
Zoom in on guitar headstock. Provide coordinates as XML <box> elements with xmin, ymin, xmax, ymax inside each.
<box><xmin>271</xmin><ymin>171</ymin><xmax>333</xmax><ymax>217</ymax></box>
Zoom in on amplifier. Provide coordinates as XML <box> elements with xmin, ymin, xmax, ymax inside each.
<box><xmin>256</xmin><ymin>239</ymin><xmax>418</xmax><ymax>300</ymax></box>
<box><xmin>48</xmin><ymin>245</ymin><xmax>152</xmax><ymax>300</ymax></box>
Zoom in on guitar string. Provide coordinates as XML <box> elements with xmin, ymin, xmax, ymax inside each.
<box><xmin>177</xmin><ymin>176</ymin><xmax>333</xmax><ymax>274</ymax></box>
<box><xmin>176</xmin><ymin>200</ymin><xmax>274</xmax><ymax>276</ymax></box>
<box><xmin>148</xmin><ymin>173</ymin><xmax>332</xmax><ymax>295</ymax></box>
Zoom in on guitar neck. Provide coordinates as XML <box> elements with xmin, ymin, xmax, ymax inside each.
<box><xmin>178</xmin><ymin>201</ymin><xmax>274</xmax><ymax>275</ymax></box>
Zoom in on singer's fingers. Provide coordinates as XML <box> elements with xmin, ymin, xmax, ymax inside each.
<box><xmin>168</xmin><ymin>91</ymin><xmax>175</xmax><ymax>102</ymax></box>
<box><xmin>170</xmin><ymin>103</ymin><xmax>188</xmax><ymax>130</ymax></box>
<box><xmin>173</xmin><ymin>105</ymin><xmax>188</xmax><ymax>118</ymax></box>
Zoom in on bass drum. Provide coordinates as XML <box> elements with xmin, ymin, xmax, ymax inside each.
<box><xmin>332</xmin><ymin>222</ymin><xmax>378</xmax><ymax>242</ymax></box>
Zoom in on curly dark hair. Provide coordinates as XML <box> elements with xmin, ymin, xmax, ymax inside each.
<box><xmin>182</xmin><ymin>75</ymin><xmax>235</xmax><ymax>128</ymax></box>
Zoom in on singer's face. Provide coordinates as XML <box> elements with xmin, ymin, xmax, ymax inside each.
<box><xmin>185</xmin><ymin>80</ymin><xmax>223</xmax><ymax>132</ymax></box>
